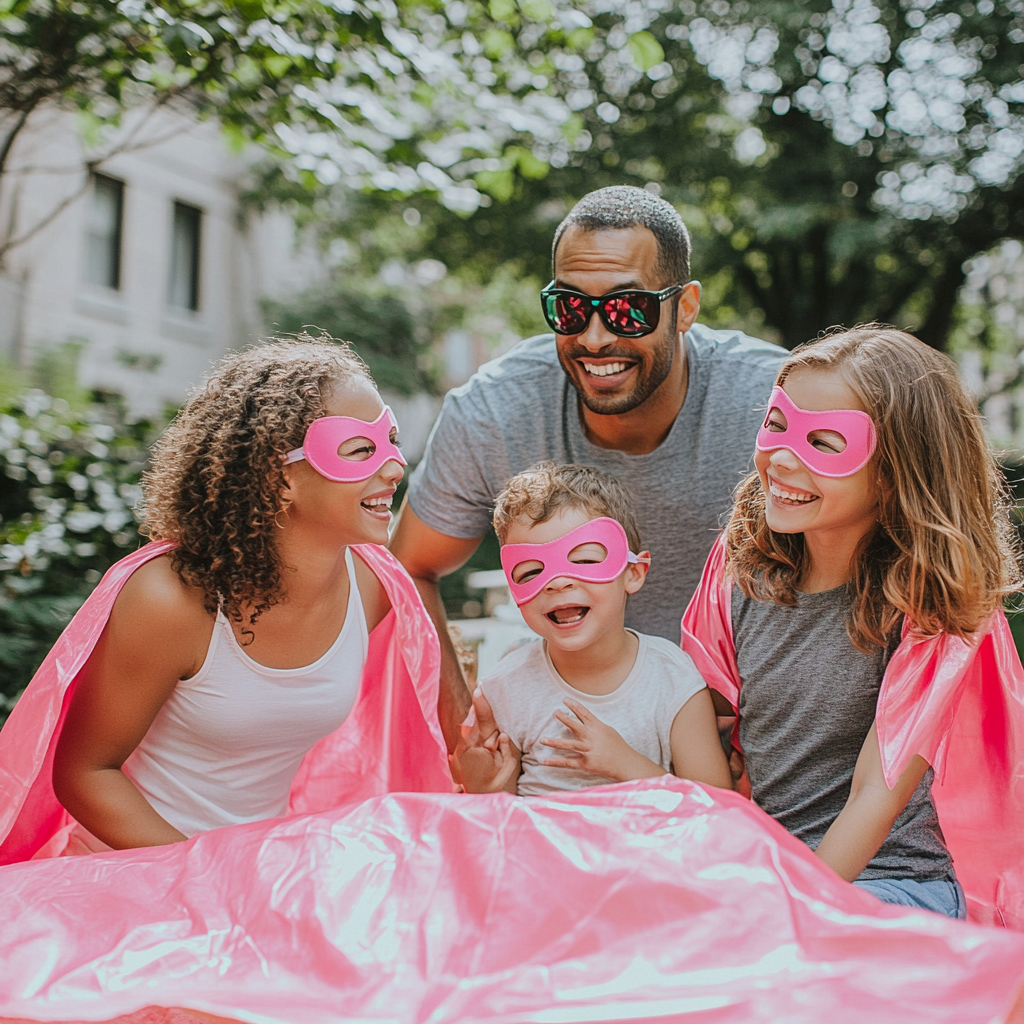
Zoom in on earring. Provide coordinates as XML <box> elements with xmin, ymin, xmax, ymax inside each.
<box><xmin>274</xmin><ymin>504</ymin><xmax>291</xmax><ymax>529</ymax></box>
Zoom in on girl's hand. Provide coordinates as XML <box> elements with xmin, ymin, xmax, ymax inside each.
<box><xmin>541</xmin><ymin>699</ymin><xmax>667</xmax><ymax>782</ymax></box>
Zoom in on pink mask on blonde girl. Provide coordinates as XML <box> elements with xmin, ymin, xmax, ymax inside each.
<box><xmin>501</xmin><ymin>517</ymin><xmax>650</xmax><ymax>606</ymax></box>
<box><xmin>284</xmin><ymin>406</ymin><xmax>407</xmax><ymax>482</ymax></box>
<box><xmin>755</xmin><ymin>386</ymin><xmax>877</xmax><ymax>478</ymax></box>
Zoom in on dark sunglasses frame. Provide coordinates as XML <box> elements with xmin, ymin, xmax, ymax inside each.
<box><xmin>540</xmin><ymin>280</ymin><xmax>684</xmax><ymax>337</ymax></box>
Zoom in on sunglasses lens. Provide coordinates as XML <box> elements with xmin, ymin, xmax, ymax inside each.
<box><xmin>544</xmin><ymin>292</ymin><xmax>589</xmax><ymax>334</ymax></box>
<box><xmin>601</xmin><ymin>293</ymin><xmax>659</xmax><ymax>336</ymax></box>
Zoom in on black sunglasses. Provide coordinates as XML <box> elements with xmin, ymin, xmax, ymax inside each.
<box><xmin>540</xmin><ymin>281</ymin><xmax>683</xmax><ymax>338</ymax></box>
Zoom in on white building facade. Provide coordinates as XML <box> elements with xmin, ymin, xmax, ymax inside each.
<box><xmin>0</xmin><ymin>105</ymin><xmax>325</xmax><ymax>417</ymax></box>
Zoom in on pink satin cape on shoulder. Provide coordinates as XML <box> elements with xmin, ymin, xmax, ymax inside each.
<box><xmin>681</xmin><ymin>534</ymin><xmax>1024</xmax><ymax>929</ymax></box>
<box><xmin>0</xmin><ymin>540</ymin><xmax>453</xmax><ymax>865</ymax></box>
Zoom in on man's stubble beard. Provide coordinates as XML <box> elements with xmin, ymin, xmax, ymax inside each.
<box><xmin>561</xmin><ymin>307</ymin><xmax>680</xmax><ymax>417</ymax></box>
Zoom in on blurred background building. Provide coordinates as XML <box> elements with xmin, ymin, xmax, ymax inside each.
<box><xmin>0</xmin><ymin>107</ymin><xmax>320</xmax><ymax>413</ymax></box>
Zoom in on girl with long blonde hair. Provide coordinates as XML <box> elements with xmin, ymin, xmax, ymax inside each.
<box><xmin>683</xmin><ymin>325</ymin><xmax>1024</xmax><ymax>925</ymax></box>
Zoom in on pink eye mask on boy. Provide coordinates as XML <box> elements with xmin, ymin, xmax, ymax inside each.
<box><xmin>284</xmin><ymin>406</ymin><xmax>407</xmax><ymax>482</ymax></box>
<box><xmin>500</xmin><ymin>517</ymin><xmax>650</xmax><ymax>606</ymax></box>
<box><xmin>755</xmin><ymin>386</ymin><xmax>877</xmax><ymax>478</ymax></box>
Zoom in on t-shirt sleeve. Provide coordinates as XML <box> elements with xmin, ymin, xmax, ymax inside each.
<box><xmin>406</xmin><ymin>387</ymin><xmax>507</xmax><ymax>540</ymax></box>
<box><xmin>656</xmin><ymin>642</ymin><xmax>709</xmax><ymax>717</ymax></box>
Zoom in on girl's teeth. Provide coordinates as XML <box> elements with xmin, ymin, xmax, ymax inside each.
<box><xmin>584</xmin><ymin>362</ymin><xmax>628</xmax><ymax>377</ymax></box>
<box><xmin>769</xmin><ymin>482</ymin><xmax>815</xmax><ymax>503</ymax></box>
<box><xmin>363</xmin><ymin>496</ymin><xmax>393</xmax><ymax>508</ymax></box>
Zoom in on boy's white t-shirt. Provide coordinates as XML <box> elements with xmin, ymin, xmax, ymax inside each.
<box><xmin>479</xmin><ymin>630</ymin><xmax>707</xmax><ymax>797</ymax></box>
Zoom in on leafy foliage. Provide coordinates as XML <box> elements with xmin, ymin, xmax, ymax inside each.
<box><xmin>0</xmin><ymin>0</ymin><xmax>586</xmax><ymax>224</ymax></box>
<box><xmin>0</xmin><ymin>389</ymin><xmax>155</xmax><ymax>721</ymax></box>
<box><xmin>263</xmin><ymin>285</ymin><xmax>439</xmax><ymax>395</ymax></box>
<box><xmin>254</xmin><ymin>0</ymin><xmax>1024</xmax><ymax>352</ymax></box>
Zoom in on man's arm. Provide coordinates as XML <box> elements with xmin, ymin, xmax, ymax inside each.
<box><xmin>390</xmin><ymin>499</ymin><xmax>482</xmax><ymax>752</ymax></box>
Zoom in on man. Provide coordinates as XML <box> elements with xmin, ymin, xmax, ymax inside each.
<box><xmin>390</xmin><ymin>186</ymin><xmax>787</xmax><ymax>749</ymax></box>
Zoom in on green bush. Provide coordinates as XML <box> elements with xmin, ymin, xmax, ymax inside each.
<box><xmin>0</xmin><ymin>390</ymin><xmax>156</xmax><ymax>723</ymax></box>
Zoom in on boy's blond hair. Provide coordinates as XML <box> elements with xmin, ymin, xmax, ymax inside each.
<box><xmin>493</xmin><ymin>462</ymin><xmax>642</xmax><ymax>550</ymax></box>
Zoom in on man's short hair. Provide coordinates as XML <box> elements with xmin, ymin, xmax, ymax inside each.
<box><xmin>552</xmin><ymin>185</ymin><xmax>691</xmax><ymax>286</ymax></box>
<box><xmin>492</xmin><ymin>461</ymin><xmax>642</xmax><ymax>551</ymax></box>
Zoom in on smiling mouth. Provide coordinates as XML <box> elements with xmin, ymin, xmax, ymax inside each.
<box><xmin>361</xmin><ymin>495</ymin><xmax>394</xmax><ymax>515</ymax></box>
<box><xmin>547</xmin><ymin>605</ymin><xmax>590</xmax><ymax>625</ymax></box>
<box><xmin>581</xmin><ymin>361</ymin><xmax>633</xmax><ymax>377</ymax></box>
<box><xmin>768</xmin><ymin>479</ymin><xmax>818</xmax><ymax>506</ymax></box>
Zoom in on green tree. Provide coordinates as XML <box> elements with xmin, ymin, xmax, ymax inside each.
<box><xmin>279</xmin><ymin>0</ymin><xmax>1024</xmax><ymax>352</ymax></box>
<box><xmin>0</xmin><ymin>0</ymin><xmax>582</xmax><ymax>259</ymax></box>
<box><xmin>263</xmin><ymin>288</ymin><xmax>438</xmax><ymax>395</ymax></box>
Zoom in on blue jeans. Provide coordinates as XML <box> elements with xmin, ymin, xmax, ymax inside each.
<box><xmin>854</xmin><ymin>877</ymin><xmax>966</xmax><ymax>919</ymax></box>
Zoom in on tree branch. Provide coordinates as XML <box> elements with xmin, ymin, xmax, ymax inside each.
<box><xmin>0</xmin><ymin>172</ymin><xmax>90</xmax><ymax>264</ymax></box>
<box><xmin>0</xmin><ymin>94</ymin><xmax>194</xmax><ymax>264</ymax></box>
<box><xmin>0</xmin><ymin>103</ymin><xmax>38</xmax><ymax>184</ymax></box>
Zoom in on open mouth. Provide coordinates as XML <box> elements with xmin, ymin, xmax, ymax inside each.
<box><xmin>767</xmin><ymin>479</ymin><xmax>818</xmax><ymax>506</ymax></box>
<box><xmin>547</xmin><ymin>605</ymin><xmax>590</xmax><ymax>626</ymax></box>
<box><xmin>578</xmin><ymin>359</ymin><xmax>637</xmax><ymax>384</ymax></box>
<box><xmin>360</xmin><ymin>494</ymin><xmax>394</xmax><ymax>517</ymax></box>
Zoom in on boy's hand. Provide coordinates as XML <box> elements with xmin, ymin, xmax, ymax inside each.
<box><xmin>541</xmin><ymin>699</ymin><xmax>667</xmax><ymax>783</ymax></box>
<box><xmin>457</xmin><ymin>730</ymin><xmax>521</xmax><ymax>793</ymax></box>
<box><xmin>450</xmin><ymin>691</ymin><xmax>521</xmax><ymax>793</ymax></box>
<box><xmin>449</xmin><ymin>690</ymin><xmax>500</xmax><ymax>787</ymax></box>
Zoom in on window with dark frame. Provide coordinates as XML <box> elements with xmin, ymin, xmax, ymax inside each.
<box><xmin>168</xmin><ymin>201</ymin><xmax>202</xmax><ymax>311</ymax></box>
<box><xmin>84</xmin><ymin>174</ymin><xmax>124</xmax><ymax>290</ymax></box>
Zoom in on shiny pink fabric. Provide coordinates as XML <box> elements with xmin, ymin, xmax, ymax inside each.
<box><xmin>1</xmin><ymin>777</ymin><xmax>1024</xmax><ymax>1023</ymax></box>
<box><xmin>0</xmin><ymin>541</ymin><xmax>452</xmax><ymax>865</ymax></box>
<box><xmin>681</xmin><ymin>534</ymin><xmax>1024</xmax><ymax>929</ymax></box>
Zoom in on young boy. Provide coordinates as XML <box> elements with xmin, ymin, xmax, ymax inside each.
<box><xmin>457</xmin><ymin>462</ymin><xmax>732</xmax><ymax>797</ymax></box>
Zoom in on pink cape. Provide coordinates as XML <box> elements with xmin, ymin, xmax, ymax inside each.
<box><xmin>0</xmin><ymin>541</ymin><xmax>452</xmax><ymax>865</ymax></box>
<box><xmin>3</xmin><ymin>544</ymin><xmax>1024</xmax><ymax>1023</ymax></box>
<box><xmin>1</xmin><ymin>777</ymin><xmax>1023</xmax><ymax>1023</ymax></box>
<box><xmin>681</xmin><ymin>535</ymin><xmax>1024</xmax><ymax>930</ymax></box>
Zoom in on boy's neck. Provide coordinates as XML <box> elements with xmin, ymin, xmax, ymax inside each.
<box><xmin>546</xmin><ymin>625</ymin><xmax>639</xmax><ymax>696</ymax></box>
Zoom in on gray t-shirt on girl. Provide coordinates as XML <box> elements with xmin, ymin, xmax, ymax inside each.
<box><xmin>407</xmin><ymin>326</ymin><xmax>785</xmax><ymax>642</ymax></box>
<box><xmin>479</xmin><ymin>631</ymin><xmax>707</xmax><ymax>797</ymax></box>
<box><xmin>732</xmin><ymin>585</ymin><xmax>954</xmax><ymax>882</ymax></box>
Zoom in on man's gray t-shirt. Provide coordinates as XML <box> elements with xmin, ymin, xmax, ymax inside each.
<box><xmin>733</xmin><ymin>585</ymin><xmax>954</xmax><ymax>882</ymax></box>
<box><xmin>407</xmin><ymin>325</ymin><xmax>785</xmax><ymax>642</ymax></box>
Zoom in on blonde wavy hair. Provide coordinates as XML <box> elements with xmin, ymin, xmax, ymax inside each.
<box><xmin>726</xmin><ymin>325</ymin><xmax>1023</xmax><ymax>651</ymax></box>
<box><xmin>141</xmin><ymin>336</ymin><xmax>371</xmax><ymax>630</ymax></box>
<box><xmin>493</xmin><ymin>462</ymin><xmax>642</xmax><ymax>550</ymax></box>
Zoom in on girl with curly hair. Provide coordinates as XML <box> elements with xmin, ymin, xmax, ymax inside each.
<box><xmin>682</xmin><ymin>326</ymin><xmax>1024</xmax><ymax>926</ymax></box>
<box><xmin>0</xmin><ymin>338</ymin><xmax>451</xmax><ymax>859</ymax></box>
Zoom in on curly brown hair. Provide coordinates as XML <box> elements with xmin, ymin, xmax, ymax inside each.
<box><xmin>492</xmin><ymin>461</ymin><xmax>643</xmax><ymax>551</ymax></box>
<box><xmin>140</xmin><ymin>335</ymin><xmax>372</xmax><ymax>628</ymax></box>
<box><xmin>726</xmin><ymin>325</ymin><xmax>1023</xmax><ymax>651</ymax></box>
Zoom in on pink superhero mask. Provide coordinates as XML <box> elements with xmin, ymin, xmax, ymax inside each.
<box><xmin>755</xmin><ymin>385</ymin><xmax>877</xmax><ymax>478</ymax></box>
<box><xmin>283</xmin><ymin>406</ymin><xmax>407</xmax><ymax>482</ymax></box>
<box><xmin>500</xmin><ymin>517</ymin><xmax>650</xmax><ymax>606</ymax></box>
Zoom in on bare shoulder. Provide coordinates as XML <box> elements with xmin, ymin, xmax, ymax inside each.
<box><xmin>351</xmin><ymin>549</ymin><xmax>392</xmax><ymax>633</ymax></box>
<box><xmin>82</xmin><ymin>553</ymin><xmax>214</xmax><ymax>688</ymax></box>
<box><xmin>112</xmin><ymin>553</ymin><xmax>210</xmax><ymax>630</ymax></box>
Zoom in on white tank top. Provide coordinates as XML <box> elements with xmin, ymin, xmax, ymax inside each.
<box><xmin>122</xmin><ymin>548</ymin><xmax>368</xmax><ymax>837</ymax></box>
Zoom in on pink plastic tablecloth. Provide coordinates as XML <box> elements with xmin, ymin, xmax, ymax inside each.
<box><xmin>2</xmin><ymin>776</ymin><xmax>1023</xmax><ymax>1024</ymax></box>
